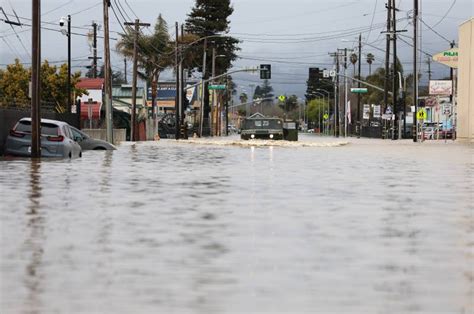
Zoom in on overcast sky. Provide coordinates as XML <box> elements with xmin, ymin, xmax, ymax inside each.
<box><xmin>0</xmin><ymin>0</ymin><xmax>472</xmax><ymax>97</ymax></box>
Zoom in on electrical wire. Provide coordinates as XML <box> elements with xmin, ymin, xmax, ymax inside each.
<box><xmin>431</xmin><ymin>0</ymin><xmax>457</xmax><ymax>28</ymax></box>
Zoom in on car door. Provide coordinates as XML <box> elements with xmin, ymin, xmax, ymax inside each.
<box><xmin>64</xmin><ymin>126</ymin><xmax>81</xmax><ymax>157</ymax></box>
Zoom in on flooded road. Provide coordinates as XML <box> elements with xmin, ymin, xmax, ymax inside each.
<box><xmin>1</xmin><ymin>136</ymin><xmax>473</xmax><ymax>314</ymax></box>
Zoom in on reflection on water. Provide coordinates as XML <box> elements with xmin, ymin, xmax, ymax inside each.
<box><xmin>0</xmin><ymin>138</ymin><xmax>473</xmax><ymax>313</ymax></box>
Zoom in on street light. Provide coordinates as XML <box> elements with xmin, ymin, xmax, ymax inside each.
<box><xmin>60</xmin><ymin>15</ymin><xmax>72</xmax><ymax>113</ymax></box>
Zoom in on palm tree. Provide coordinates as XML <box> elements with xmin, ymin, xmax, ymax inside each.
<box><xmin>350</xmin><ymin>53</ymin><xmax>358</xmax><ymax>78</ymax></box>
<box><xmin>116</xmin><ymin>14</ymin><xmax>173</xmax><ymax>111</ymax></box>
<box><xmin>366</xmin><ymin>53</ymin><xmax>375</xmax><ymax>76</ymax></box>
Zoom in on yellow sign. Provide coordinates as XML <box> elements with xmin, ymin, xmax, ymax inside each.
<box><xmin>323</xmin><ymin>113</ymin><xmax>329</xmax><ymax>120</ymax></box>
<box><xmin>417</xmin><ymin>109</ymin><xmax>427</xmax><ymax>120</ymax></box>
<box><xmin>278</xmin><ymin>95</ymin><xmax>286</xmax><ymax>102</ymax></box>
<box><xmin>433</xmin><ymin>48</ymin><xmax>458</xmax><ymax>68</ymax></box>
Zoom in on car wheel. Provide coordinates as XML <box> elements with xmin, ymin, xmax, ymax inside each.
<box><xmin>68</xmin><ymin>152</ymin><xmax>72</xmax><ymax>158</ymax></box>
<box><xmin>79</xmin><ymin>152</ymin><xmax>82</xmax><ymax>158</ymax></box>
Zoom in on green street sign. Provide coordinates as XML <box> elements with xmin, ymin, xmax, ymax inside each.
<box><xmin>278</xmin><ymin>95</ymin><xmax>286</xmax><ymax>102</ymax></box>
<box><xmin>208</xmin><ymin>84</ymin><xmax>226</xmax><ymax>90</ymax></box>
<box><xmin>323</xmin><ymin>113</ymin><xmax>329</xmax><ymax>120</ymax></box>
<box><xmin>350</xmin><ymin>88</ymin><xmax>368</xmax><ymax>94</ymax></box>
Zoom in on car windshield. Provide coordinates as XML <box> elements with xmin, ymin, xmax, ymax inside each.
<box><xmin>15</xmin><ymin>120</ymin><xmax>59</xmax><ymax>136</ymax></box>
<box><xmin>244</xmin><ymin>119</ymin><xmax>282</xmax><ymax>129</ymax></box>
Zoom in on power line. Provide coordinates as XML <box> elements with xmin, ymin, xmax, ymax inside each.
<box><xmin>431</xmin><ymin>0</ymin><xmax>457</xmax><ymax>28</ymax></box>
<box><xmin>419</xmin><ymin>17</ymin><xmax>452</xmax><ymax>44</ymax></box>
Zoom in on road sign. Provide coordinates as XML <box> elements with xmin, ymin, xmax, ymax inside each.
<box><xmin>278</xmin><ymin>95</ymin><xmax>286</xmax><ymax>102</ymax></box>
<box><xmin>417</xmin><ymin>109</ymin><xmax>427</xmax><ymax>120</ymax></box>
<box><xmin>323</xmin><ymin>70</ymin><xmax>330</xmax><ymax>78</ymax></box>
<box><xmin>323</xmin><ymin>113</ymin><xmax>329</xmax><ymax>120</ymax></box>
<box><xmin>350</xmin><ymin>88</ymin><xmax>368</xmax><ymax>94</ymax></box>
<box><xmin>442</xmin><ymin>104</ymin><xmax>452</xmax><ymax>115</ymax></box>
<box><xmin>208</xmin><ymin>84</ymin><xmax>226</xmax><ymax>90</ymax></box>
<box><xmin>373</xmin><ymin>105</ymin><xmax>381</xmax><ymax>118</ymax></box>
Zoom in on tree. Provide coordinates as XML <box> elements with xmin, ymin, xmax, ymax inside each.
<box><xmin>366</xmin><ymin>53</ymin><xmax>375</xmax><ymax>76</ymax></box>
<box><xmin>253</xmin><ymin>79</ymin><xmax>274</xmax><ymax>100</ymax></box>
<box><xmin>279</xmin><ymin>94</ymin><xmax>298</xmax><ymax>112</ymax></box>
<box><xmin>239</xmin><ymin>92</ymin><xmax>248</xmax><ymax>104</ymax></box>
<box><xmin>116</xmin><ymin>14</ymin><xmax>173</xmax><ymax>104</ymax></box>
<box><xmin>0</xmin><ymin>59</ymin><xmax>85</xmax><ymax>111</ymax></box>
<box><xmin>185</xmin><ymin>0</ymin><xmax>240</xmax><ymax>75</ymax></box>
<box><xmin>0</xmin><ymin>59</ymin><xmax>30</xmax><ymax>107</ymax></box>
<box><xmin>306</xmin><ymin>98</ymin><xmax>327</xmax><ymax>129</ymax></box>
<box><xmin>305</xmin><ymin>75</ymin><xmax>334</xmax><ymax>102</ymax></box>
<box><xmin>350</xmin><ymin>53</ymin><xmax>358</xmax><ymax>77</ymax></box>
<box><xmin>40</xmin><ymin>61</ymin><xmax>85</xmax><ymax>112</ymax></box>
<box><xmin>97</xmin><ymin>65</ymin><xmax>126</xmax><ymax>85</ymax></box>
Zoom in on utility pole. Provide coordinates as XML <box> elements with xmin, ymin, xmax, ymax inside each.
<box><xmin>392</xmin><ymin>0</ymin><xmax>398</xmax><ymax>140</ymax></box>
<box><xmin>413</xmin><ymin>0</ymin><xmax>419</xmax><ymax>142</ymax></box>
<box><xmin>450</xmin><ymin>40</ymin><xmax>455</xmax><ymax>103</ymax></box>
<box><xmin>357</xmin><ymin>33</ymin><xmax>362</xmax><ymax>137</ymax></box>
<box><xmin>125</xmin><ymin>19</ymin><xmax>150</xmax><ymax>141</ymax></box>
<box><xmin>384</xmin><ymin>0</ymin><xmax>391</xmax><ymax>120</ymax></box>
<box><xmin>174</xmin><ymin>22</ymin><xmax>180</xmax><ymax>140</ymax></box>
<box><xmin>426</xmin><ymin>56</ymin><xmax>432</xmax><ymax>81</ymax></box>
<box><xmin>199</xmin><ymin>38</ymin><xmax>207</xmax><ymax>137</ymax></box>
<box><xmin>329</xmin><ymin>51</ymin><xmax>342</xmax><ymax>137</ymax></box>
<box><xmin>344</xmin><ymin>48</ymin><xmax>348</xmax><ymax>137</ymax></box>
<box><xmin>211</xmin><ymin>47</ymin><xmax>216</xmax><ymax>136</ymax></box>
<box><xmin>31</xmin><ymin>0</ymin><xmax>41</xmax><ymax>158</ymax></box>
<box><xmin>87</xmin><ymin>22</ymin><xmax>101</xmax><ymax>79</ymax></box>
<box><xmin>93</xmin><ymin>22</ymin><xmax>97</xmax><ymax>78</ymax></box>
<box><xmin>124</xmin><ymin>58</ymin><xmax>127</xmax><ymax>83</ymax></box>
<box><xmin>180</xmin><ymin>24</ymin><xmax>185</xmax><ymax>138</ymax></box>
<box><xmin>103</xmin><ymin>0</ymin><xmax>113</xmax><ymax>143</ymax></box>
<box><xmin>67</xmin><ymin>15</ymin><xmax>72</xmax><ymax>113</ymax></box>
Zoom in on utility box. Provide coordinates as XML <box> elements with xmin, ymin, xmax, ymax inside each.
<box><xmin>283</xmin><ymin>121</ymin><xmax>298</xmax><ymax>141</ymax></box>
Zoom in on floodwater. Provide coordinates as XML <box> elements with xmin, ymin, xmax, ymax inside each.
<box><xmin>1</xmin><ymin>136</ymin><xmax>473</xmax><ymax>314</ymax></box>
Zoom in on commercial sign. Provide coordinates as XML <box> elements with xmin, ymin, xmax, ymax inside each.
<box><xmin>363</xmin><ymin>104</ymin><xmax>370</xmax><ymax>120</ymax></box>
<box><xmin>429</xmin><ymin>80</ymin><xmax>453</xmax><ymax>96</ymax></box>
<box><xmin>433</xmin><ymin>48</ymin><xmax>458</xmax><ymax>68</ymax></box>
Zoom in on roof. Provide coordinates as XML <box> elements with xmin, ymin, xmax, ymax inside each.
<box><xmin>248</xmin><ymin>113</ymin><xmax>266</xmax><ymax>119</ymax></box>
<box><xmin>77</xmin><ymin>78</ymin><xmax>104</xmax><ymax>90</ymax></box>
<box><xmin>19</xmin><ymin>117</ymin><xmax>71</xmax><ymax>126</ymax></box>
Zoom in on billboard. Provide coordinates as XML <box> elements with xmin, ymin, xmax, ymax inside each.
<box><xmin>433</xmin><ymin>48</ymin><xmax>458</xmax><ymax>68</ymax></box>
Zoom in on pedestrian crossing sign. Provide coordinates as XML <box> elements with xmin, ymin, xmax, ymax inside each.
<box><xmin>417</xmin><ymin>109</ymin><xmax>427</xmax><ymax>120</ymax></box>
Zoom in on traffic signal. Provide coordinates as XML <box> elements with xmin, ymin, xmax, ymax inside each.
<box><xmin>260</xmin><ymin>64</ymin><xmax>271</xmax><ymax>79</ymax></box>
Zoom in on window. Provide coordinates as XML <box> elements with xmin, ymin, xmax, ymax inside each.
<box><xmin>262</xmin><ymin>120</ymin><xmax>270</xmax><ymax>127</ymax></box>
<box><xmin>15</xmin><ymin>121</ymin><xmax>59</xmax><ymax>136</ymax></box>
<box><xmin>255</xmin><ymin>121</ymin><xmax>262</xmax><ymax>127</ymax></box>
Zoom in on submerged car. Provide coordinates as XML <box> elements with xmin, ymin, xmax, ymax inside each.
<box><xmin>240</xmin><ymin>117</ymin><xmax>284</xmax><ymax>140</ymax></box>
<box><xmin>70</xmin><ymin>127</ymin><xmax>116</xmax><ymax>150</ymax></box>
<box><xmin>4</xmin><ymin>118</ymin><xmax>82</xmax><ymax>158</ymax></box>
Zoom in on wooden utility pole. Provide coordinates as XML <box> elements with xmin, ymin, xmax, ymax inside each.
<box><xmin>125</xmin><ymin>19</ymin><xmax>150</xmax><ymax>141</ymax></box>
<box><xmin>67</xmin><ymin>15</ymin><xmax>71</xmax><ymax>113</ymax></box>
<box><xmin>384</xmin><ymin>0</ymin><xmax>392</xmax><ymax>117</ymax></box>
<box><xmin>357</xmin><ymin>33</ymin><xmax>362</xmax><ymax>136</ymax></box>
<box><xmin>31</xmin><ymin>0</ymin><xmax>41</xmax><ymax>158</ymax></box>
<box><xmin>175</xmin><ymin>22</ymin><xmax>180</xmax><ymax>140</ymax></box>
<box><xmin>199</xmin><ymin>38</ymin><xmax>208</xmax><ymax>137</ymax></box>
<box><xmin>87</xmin><ymin>22</ymin><xmax>101</xmax><ymax>78</ymax></box>
<box><xmin>392</xmin><ymin>0</ymin><xmax>398</xmax><ymax>140</ymax></box>
<box><xmin>211</xmin><ymin>47</ymin><xmax>216</xmax><ymax>136</ymax></box>
<box><xmin>103</xmin><ymin>0</ymin><xmax>113</xmax><ymax>143</ymax></box>
<box><xmin>124</xmin><ymin>58</ymin><xmax>127</xmax><ymax>83</ymax></box>
<box><xmin>413</xmin><ymin>0</ymin><xmax>419</xmax><ymax>142</ymax></box>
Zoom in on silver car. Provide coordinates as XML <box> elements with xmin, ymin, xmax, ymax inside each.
<box><xmin>70</xmin><ymin>127</ymin><xmax>116</xmax><ymax>151</ymax></box>
<box><xmin>4</xmin><ymin>118</ymin><xmax>82</xmax><ymax>158</ymax></box>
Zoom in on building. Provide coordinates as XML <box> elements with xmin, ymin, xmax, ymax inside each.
<box><xmin>76</xmin><ymin>78</ymin><xmax>104</xmax><ymax>129</ymax></box>
<box><xmin>112</xmin><ymin>85</ymin><xmax>146</xmax><ymax>114</ymax></box>
<box><xmin>146</xmin><ymin>81</ymin><xmax>199</xmax><ymax>113</ymax></box>
<box><xmin>457</xmin><ymin>18</ymin><xmax>473</xmax><ymax>141</ymax></box>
